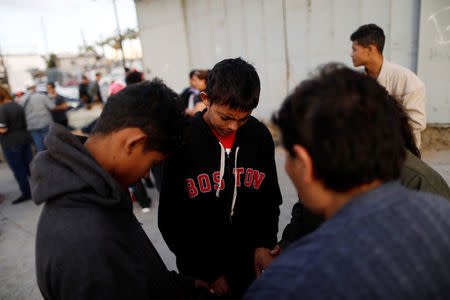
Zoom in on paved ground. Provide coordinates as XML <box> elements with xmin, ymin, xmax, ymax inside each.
<box><xmin>0</xmin><ymin>148</ymin><xmax>449</xmax><ymax>299</ymax></box>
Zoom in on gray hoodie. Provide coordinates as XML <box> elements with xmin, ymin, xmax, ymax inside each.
<box><xmin>32</xmin><ymin>124</ymin><xmax>192</xmax><ymax>300</ymax></box>
<box><xmin>20</xmin><ymin>92</ymin><xmax>55</xmax><ymax>130</ymax></box>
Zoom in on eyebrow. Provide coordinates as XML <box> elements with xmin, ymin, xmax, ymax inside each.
<box><xmin>218</xmin><ymin>112</ymin><xmax>249</xmax><ymax>121</ymax></box>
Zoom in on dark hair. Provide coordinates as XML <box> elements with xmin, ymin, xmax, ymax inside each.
<box><xmin>194</xmin><ymin>70</ymin><xmax>210</xmax><ymax>82</ymax></box>
<box><xmin>273</xmin><ymin>63</ymin><xmax>405</xmax><ymax>192</ymax></box>
<box><xmin>82</xmin><ymin>75</ymin><xmax>88</xmax><ymax>80</ymax></box>
<box><xmin>95</xmin><ymin>72</ymin><xmax>101</xmax><ymax>77</ymax></box>
<box><xmin>350</xmin><ymin>24</ymin><xmax>385</xmax><ymax>54</ymax></box>
<box><xmin>189</xmin><ymin>69</ymin><xmax>197</xmax><ymax>79</ymax></box>
<box><xmin>93</xmin><ymin>79</ymin><xmax>187</xmax><ymax>154</ymax></box>
<box><xmin>47</xmin><ymin>82</ymin><xmax>55</xmax><ymax>89</ymax></box>
<box><xmin>125</xmin><ymin>71</ymin><xmax>143</xmax><ymax>86</ymax></box>
<box><xmin>0</xmin><ymin>86</ymin><xmax>12</xmax><ymax>104</ymax></box>
<box><xmin>205</xmin><ymin>57</ymin><xmax>260</xmax><ymax>111</ymax></box>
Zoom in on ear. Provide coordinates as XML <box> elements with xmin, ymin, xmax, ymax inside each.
<box><xmin>200</xmin><ymin>92</ymin><xmax>210</xmax><ymax>107</ymax></box>
<box><xmin>368</xmin><ymin>44</ymin><xmax>378</xmax><ymax>55</ymax></box>
<box><xmin>292</xmin><ymin>144</ymin><xmax>314</xmax><ymax>184</ymax></box>
<box><xmin>124</xmin><ymin>129</ymin><xmax>147</xmax><ymax>155</ymax></box>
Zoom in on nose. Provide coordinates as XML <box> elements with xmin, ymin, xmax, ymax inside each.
<box><xmin>228</xmin><ymin>121</ymin><xmax>238</xmax><ymax>132</ymax></box>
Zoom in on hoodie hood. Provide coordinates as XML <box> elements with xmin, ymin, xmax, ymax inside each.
<box><xmin>31</xmin><ymin>123</ymin><xmax>125</xmax><ymax>206</ymax></box>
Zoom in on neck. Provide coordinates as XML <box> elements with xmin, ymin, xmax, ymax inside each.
<box><xmin>365</xmin><ymin>56</ymin><xmax>383</xmax><ymax>79</ymax></box>
<box><xmin>323</xmin><ymin>180</ymin><xmax>383</xmax><ymax>219</ymax></box>
<box><xmin>84</xmin><ymin>135</ymin><xmax>114</xmax><ymax>175</ymax></box>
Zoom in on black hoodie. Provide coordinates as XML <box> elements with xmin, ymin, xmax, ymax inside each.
<box><xmin>158</xmin><ymin>111</ymin><xmax>282</xmax><ymax>293</ymax></box>
<box><xmin>32</xmin><ymin>124</ymin><xmax>192</xmax><ymax>300</ymax></box>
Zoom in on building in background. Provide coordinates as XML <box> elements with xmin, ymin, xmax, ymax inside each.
<box><xmin>135</xmin><ymin>0</ymin><xmax>449</xmax><ymax>128</ymax></box>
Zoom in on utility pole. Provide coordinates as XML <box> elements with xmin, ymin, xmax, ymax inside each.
<box><xmin>112</xmin><ymin>0</ymin><xmax>127</xmax><ymax>72</ymax></box>
<box><xmin>41</xmin><ymin>16</ymin><xmax>49</xmax><ymax>55</ymax></box>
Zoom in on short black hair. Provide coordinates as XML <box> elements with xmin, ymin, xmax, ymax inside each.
<box><xmin>93</xmin><ymin>79</ymin><xmax>187</xmax><ymax>154</ymax></box>
<box><xmin>273</xmin><ymin>63</ymin><xmax>405</xmax><ymax>192</ymax></box>
<box><xmin>189</xmin><ymin>69</ymin><xmax>197</xmax><ymax>79</ymax></box>
<box><xmin>96</xmin><ymin>72</ymin><xmax>101</xmax><ymax>76</ymax></box>
<box><xmin>82</xmin><ymin>75</ymin><xmax>88</xmax><ymax>80</ymax></box>
<box><xmin>205</xmin><ymin>57</ymin><xmax>260</xmax><ymax>111</ymax></box>
<box><xmin>125</xmin><ymin>71</ymin><xmax>143</xmax><ymax>86</ymax></box>
<box><xmin>350</xmin><ymin>24</ymin><xmax>385</xmax><ymax>54</ymax></box>
<box><xmin>47</xmin><ymin>82</ymin><xmax>55</xmax><ymax>89</ymax></box>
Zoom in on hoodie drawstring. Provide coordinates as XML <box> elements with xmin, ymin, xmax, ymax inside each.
<box><xmin>215</xmin><ymin>143</ymin><xmax>240</xmax><ymax>220</ymax></box>
<box><xmin>230</xmin><ymin>147</ymin><xmax>239</xmax><ymax>219</ymax></box>
<box><xmin>216</xmin><ymin>143</ymin><xmax>226</xmax><ymax>198</ymax></box>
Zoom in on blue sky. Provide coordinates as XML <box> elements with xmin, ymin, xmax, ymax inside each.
<box><xmin>0</xmin><ymin>0</ymin><xmax>138</xmax><ymax>55</ymax></box>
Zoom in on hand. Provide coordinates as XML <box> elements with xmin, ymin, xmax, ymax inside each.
<box><xmin>210</xmin><ymin>275</ymin><xmax>230</xmax><ymax>296</ymax></box>
<box><xmin>255</xmin><ymin>247</ymin><xmax>277</xmax><ymax>277</ymax></box>
<box><xmin>194</xmin><ymin>279</ymin><xmax>210</xmax><ymax>291</ymax></box>
<box><xmin>269</xmin><ymin>245</ymin><xmax>282</xmax><ymax>256</ymax></box>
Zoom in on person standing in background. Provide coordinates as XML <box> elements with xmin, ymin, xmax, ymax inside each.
<box><xmin>19</xmin><ymin>84</ymin><xmax>55</xmax><ymax>152</ymax></box>
<box><xmin>78</xmin><ymin>75</ymin><xmax>92</xmax><ymax>104</ymax></box>
<box><xmin>47</xmin><ymin>82</ymin><xmax>69</xmax><ymax>127</ymax></box>
<box><xmin>0</xmin><ymin>86</ymin><xmax>33</xmax><ymax>204</ymax></box>
<box><xmin>350</xmin><ymin>23</ymin><xmax>426</xmax><ymax>147</ymax></box>
<box><xmin>185</xmin><ymin>70</ymin><xmax>209</xmax><ymax>116</ymax></box>
<box><xmin>89</xmin><ymin>72</ymin><xmax>103</xmax><ymax>103</ymax></box>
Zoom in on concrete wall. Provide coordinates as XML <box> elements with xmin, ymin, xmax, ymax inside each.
<box><xmin>135</xmin><ymin>0</ymin><xmax>191</xmax><ymax>94</ymax></box>
<box><xmin>135</xmin><ymin>0</ymin><xmax>445</xmax><ymax>122</ymax></box>
<box><xmin>417</xmin><ymin>0</ymin><xmax>450</xmax><ymax>124</ymax></box>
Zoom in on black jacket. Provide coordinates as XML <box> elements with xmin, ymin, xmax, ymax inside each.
<box><xmin>159</xmin><ymin>111</ymin><xmax>282</xmax><ymax>287</ymax></box>
<box><xmin>32</xmin><ymin>124</ymin><xmax>192</xmax><ymax>300</ymax></box>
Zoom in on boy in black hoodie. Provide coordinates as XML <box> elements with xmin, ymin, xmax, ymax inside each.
<box><xmin>32</xmin><ymin>80</ymin><xmax>208</xmax><ymax>299</ymax></box>
<box><xmin>159</xmin><ymin>58</ymin><xmax>282</xmax><ymax>298</ymax></box>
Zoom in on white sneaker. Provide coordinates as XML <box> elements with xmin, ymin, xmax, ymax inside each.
<box><xmin>141</xmin><ymin>207</ymin><xmax>151</xmax><ymax>213</ymax></box>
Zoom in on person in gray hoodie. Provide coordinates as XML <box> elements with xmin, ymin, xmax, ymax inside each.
<box><xmin>19</xmin><ymin>85</ymin><xmax>55</xmax><ymax>151</ymax></box>
<box><xmin>32</xmin><ymin>79</ymin><xmax>209</xmax><ymax>299</ymax></box>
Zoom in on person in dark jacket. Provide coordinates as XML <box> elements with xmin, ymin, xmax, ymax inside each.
<box><xmin>78</xmin><ymin>75</ymin><xmax>91</xmax><ymax>104</ymax></box>
<box><xmin>269</xmin><ymin>83</ymin><xmax>450</xmax><ymax>255</ymax></box>
<box><xmin>244</xmin><ymin>64</ymin><xmax>450</xmax><ymax>299</ymax></box>
<box><xmin>47</xmin><ymin>82</ymin><xmax>68</xmax><ymax>127</ymax></box>
<box><xmin>33</xmin><ymin>79</ymin><xmax>208</xmax><ymax>300</ymax></box>
<box><xmin>89</xmin><ymin>72</ymin><xmax>103</xmax><ymax>103</ymax></box>
<box><xmin>0</xmin><ymin>86</ymin><xmax>33</xmax><ymax>204</ymax></box>
<box><xmin>179</xmin><ymin>69</ymin><xmax>198</xmax><ymax>108</ymax></box>
<box><xmin>159</xmin><ymin>58</ymin><xmax>282</xmax><ymax>299</ymax></box>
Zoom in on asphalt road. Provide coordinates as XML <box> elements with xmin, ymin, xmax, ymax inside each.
<box><xmin>0</xmin><ymin>148</ymin><xmax>448</xmax><ymax>299</ymax></box>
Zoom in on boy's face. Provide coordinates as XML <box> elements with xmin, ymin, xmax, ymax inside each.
<box><xmin>350</xmin><ymin>41</ymin><xmax>370</xmax><ymax>67</ymax></box>
<box><xmin>202</xmin><ymin>93</ymin><xmax>252</xmax><ymax>137</ymax></box>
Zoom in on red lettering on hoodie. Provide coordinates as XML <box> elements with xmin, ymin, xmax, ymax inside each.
<box><xmin>233</xmin><ymin>168</ymin><xmax>245</xmax><ymax>186</ymax></box>
<box><xmin>244</xmin><ymin>168</ymin><xmax>254</xmax><ymax>187</ymax></box>
<box><xmin>186</xmin><ymin>178</ymin><xmax>198</xmax><ymax>198</ymax></box>
<box><xmin>198</xmin><ymin>174</ymin><xmax>211</xmax><ymax>193</ymax></box>
<box><xmin>213</xmin><ymin>171</ymin><xmax>225</xmax><ymax>191</ymax></box>
<box><xmin>253</xmin><ymin>170</ymin><xmax>266</xmax><ymax>189</ymax></box>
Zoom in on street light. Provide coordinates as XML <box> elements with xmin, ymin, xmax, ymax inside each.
<box><xmin>112</xmin><ymin>0</ymin><xmax>127</xmax><ymax>72</ymax></box>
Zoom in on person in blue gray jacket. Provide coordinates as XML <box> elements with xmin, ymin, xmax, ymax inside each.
<box><xmin>245</xmin><ymin>64</ymin><xmax>450</xmax><ymax>299</ymax></box>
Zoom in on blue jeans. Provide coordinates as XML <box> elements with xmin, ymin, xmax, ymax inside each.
<box><xmin>30</xmin><ymin>127</ymin><xmax>49</xmax><ymax>152</ymax></box>
<box><xmin>3</xmin><ymin>143</ymin><xmax>33</xmax><ymax>198</ymax></box>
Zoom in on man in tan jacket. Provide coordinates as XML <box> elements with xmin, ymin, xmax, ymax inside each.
<box><xmin>350</xmin><ymin>23</ymin><xmax>426</xmax><ymax>147</ymax></box>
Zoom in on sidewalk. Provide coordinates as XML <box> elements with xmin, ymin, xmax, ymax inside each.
<box><xmin>0</xmin><ymin>148</ymin><xmax>449</xmax><ymax>299</ymax></box>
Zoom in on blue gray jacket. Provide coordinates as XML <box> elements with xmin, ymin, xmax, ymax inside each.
<box><xmin>245</xmin><ymin>182</ymin><xmax>450</xmax><ymax>299</ymax></box>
